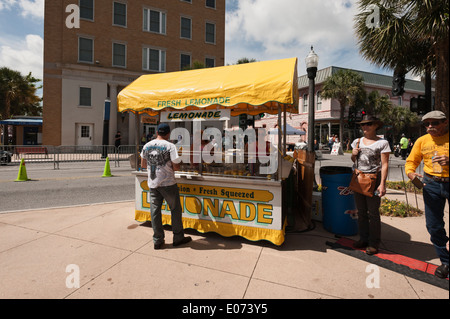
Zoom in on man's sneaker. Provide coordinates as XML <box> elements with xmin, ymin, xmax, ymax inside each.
<box><xmin>434</xmin><ymin>264</ymin><xmax>449</xmax><ymax>279</ymax></box>
<box><xmin>154</xmin><ymin>241</ymin><xmax>164</xmax><ymax>250</ymax></box>
<box><xmin>173</xmin><ymin>236</ymin><xmax>192</xmax><ymax>247</ymax></box>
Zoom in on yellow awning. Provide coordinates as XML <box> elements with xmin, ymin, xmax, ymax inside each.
<box><xmin>117</xmin><ymin>58</ymin><xmax>299</xmax><ymax>116</ymax></box>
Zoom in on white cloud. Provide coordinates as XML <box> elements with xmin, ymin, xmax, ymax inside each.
<box><xmin>0</xmin><ymin>34</ymin><xmax>43</xmax><ymax>79</ymax></box>
<box><xmin>225</xmin><ymin>0</ymin><xmax>371</xmax><ymax>72</ymax></box>
<box><xmin>18</xmin><ymin>0</ymin><xmax>44</xmax><ymax>19</ymax></box>
<box><xmin>0</xmin><ymin>0</ymin><xmax>44</xmax><ymax>19</ymax></box>
<box><xmin>0</xmin><ymin>0</ymin><xmax>16</xmax><ymax>10</ymax></box>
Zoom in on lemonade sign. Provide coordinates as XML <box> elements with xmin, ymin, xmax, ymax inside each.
<box><xmin>134</xmin><ymin>175</ymin><xmax>285</xmax><ymax>245</ymax></box>
<box><xmin>160</xmin><ymin>109</ymin><xmax>231</xmax><ymax>122</ymax></box>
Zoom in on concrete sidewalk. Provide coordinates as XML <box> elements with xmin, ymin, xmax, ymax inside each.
<box><xmin>0</xmin><ymin>193</ymin><xmax>448</xmax><ymax>300</ymax></box>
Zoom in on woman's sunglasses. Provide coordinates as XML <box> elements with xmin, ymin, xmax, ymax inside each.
<box><xmin>360</xmin><ymin>122</ymin><xmax>374</xmax><ymax>126</ymax></box>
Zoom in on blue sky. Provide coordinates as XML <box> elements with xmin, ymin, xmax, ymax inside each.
<box><xmin>0</xmin><ymin>0</ymin><xmax>400</xmax><ymax>86</ymax></box>
<box><xmin>0</xmin><ymin>0</ymin><xmax>44</xmax><ymax>78</ymax></box>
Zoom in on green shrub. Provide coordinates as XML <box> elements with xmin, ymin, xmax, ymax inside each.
<box><xmin>379</xmin><ymin>198</ymin><xmax>423</xmax><ymax>217</ymax></box>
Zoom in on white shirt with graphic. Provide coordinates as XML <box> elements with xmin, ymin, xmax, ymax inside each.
<box><xmin>351</xmin><ymin>137</ymin><xmax>391</xmax><ymax>173</ymax></box>
<box><xmin>141</xmin><ymin>139</ymin><xmax>179</xmax><ymax>188</ymax></box>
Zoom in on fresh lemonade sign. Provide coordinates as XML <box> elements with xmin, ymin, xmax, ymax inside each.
<box><xmin>157</xmin><ymin>97</ymin><xmax>231</xmax><ymax>109</ymax></box>
<box><xmin>139</xmin><ymin>180</ymin><xmax>276</xmax><ymax>226</ymax></box>
<box><xmin>134</xmin><ymin>175</ymin><xmax>285</xmax><ymax>245</ymax></box>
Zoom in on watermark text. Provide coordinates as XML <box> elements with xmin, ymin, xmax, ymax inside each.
<box><xmin>66</xmin><ymin>264</ymin><xmax>80</xmax><ymax>288</ymax></box>
<box><xmin>365</xmin><ymin>264</ymin><xmax>380</xmax><ymax>289</ymax></box>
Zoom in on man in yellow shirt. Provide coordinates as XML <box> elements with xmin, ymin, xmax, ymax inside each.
<box><xmin>405</xmin><ymin>111</ymin><xmax>449</xmax><ymax>279</ymax></box>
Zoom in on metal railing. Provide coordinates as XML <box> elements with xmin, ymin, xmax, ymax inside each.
<box><xmin>0</xmin><ymin>145</ymin><xmax>138</xmax><ymax>169</ymax></box>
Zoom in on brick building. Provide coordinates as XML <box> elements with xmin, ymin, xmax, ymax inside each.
<box><xmin>43</xmin><ymin>0</ymin><xmax>225</xmax><ymax>146</ymax></box>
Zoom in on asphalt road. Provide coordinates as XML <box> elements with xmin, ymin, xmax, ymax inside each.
<box><xmin>0</xmin><ymin>153</ymin><xmax>418</xmax><ymax>213</ymax></box>
<box><xmin>0</xmin><ymin>162</ymin><xmax>135</xmax><ymax>213</ymax></box>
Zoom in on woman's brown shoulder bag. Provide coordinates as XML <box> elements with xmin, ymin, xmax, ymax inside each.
<box><xmin>348</xmin><ymin>139</ymin><xmax>378</xmax><ymax>197</ymax></box>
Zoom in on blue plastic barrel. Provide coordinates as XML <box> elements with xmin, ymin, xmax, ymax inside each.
<box><xmin>319</xmin><ymin>166</ymin><xmax>358</xmax><ymax>236</ymax></box>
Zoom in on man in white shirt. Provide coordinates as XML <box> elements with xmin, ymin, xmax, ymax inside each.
<box><xmin>141</xmin><ymin>123</ymin><xmax>192</xmax><ymax>249</ymax></box>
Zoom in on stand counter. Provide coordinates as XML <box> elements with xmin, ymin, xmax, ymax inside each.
<box><xmin>134</xmin><ymin>171</ymin><xmax>286</xmax><ymax>245</ymax></box>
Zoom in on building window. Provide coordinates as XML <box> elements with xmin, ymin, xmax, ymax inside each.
<box><xmin>80</xmin><ymin>0</ymin><xmax>94</xmax><ymax>20</ymax></box>
<box><xmin>303</xmin><ymin>94</ymin><xmax>308</xmax><ymax>113</ymax></box>
<box><xmin>205</xmin><ymin>22</ymin><xmax>216</xmax><ymax>44</ymax></box>
<box><xmin>112</xmin><ymin>43</ymin><xmax>126</xmax><ymax>67</ymax></box>
<box><xmin>78</xmin><ymin>37</ymin><xmax>93</xmax><ymax>63</ymax></box>
<box><xmin>79</xmin><ymin>87</ymin><xmax>92</xmax><ymax>106</ymax></box>
<box><xmin>81</xmin><ymin>125</ymin><xmax>90</xmax><ymax>138</ymax></box>
<box><xmin>316</xmin><ymin>91</ymin><xmax>322</xmax><ymax>111</ymax></box>
<box><xmin>181</xmin><ymin>0</ymin><xmax>192</xmax><ymax>3</ymax></box>
<box><xmin>205</xmin><ymin>57</ymin><xmax>215</xmax><ymax>68</ymax></box>
<box><xmin>143</xmin><ymin>47</ymin><xmax>166</xmax><ymax>72</ymax></box>
<box><xmin>180</xmin><ymin>17</ymin><xmax>192</xmax><ymax>39</ymax></box>
<box><xmin>143</xmin><ymin>8</ymin><xmax>166</xmax><ymax>34</ymax></box>
<box><xmin>398</xmin><ymin>96</ymin><xmax>402</xmax><ymax>106</ymax></box>
<box><xmin>180</xmin><ymin>54</ymin><xmax>191</xmax><ymax>70</ymax></box>
<box><xmin>206</xmin><ymin>0</ymin><xmax>216</xmax><ymax>9</ymax></box>
<box><xmin>113</xmin><ymin>2</ymin><xmax>127</xmax><ymax>27</ymax></box>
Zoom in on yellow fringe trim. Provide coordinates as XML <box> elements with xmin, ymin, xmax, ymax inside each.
<box><xmin>135</xmin><ymin>210</ymin><xmax>285</xmax><ymax>246</ymax></box>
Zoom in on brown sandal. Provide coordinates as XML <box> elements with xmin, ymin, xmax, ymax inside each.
<box><xmin>352</xmin><ymin>240</ymin><xmax>368</xmax><ymax>249</ymax></box>
<box><xmin>366</xmin><ymin>247</ymin><xmax>378</xmax><ymax>255</ymax></box>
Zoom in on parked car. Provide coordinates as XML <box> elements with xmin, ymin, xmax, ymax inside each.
<box><xmin>0</xmin><ymin>150</ymin><xmax>12</xmax><ymax>165</ymax></box>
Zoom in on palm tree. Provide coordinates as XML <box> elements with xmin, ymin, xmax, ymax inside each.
<box><xmin>363</xmin><ymin>91</ymin><xmax>392</xmax><ymax>116</ymax></box>
<box><xmin>409</xmin><ymin>0</ymin><xmax>449</xmax><ymax>115</ymax></box>
<box><xmin>354</xmin><ymin>0</ymin><xmax>448</xmax><ymax>116</ymax></box>
<box><xmin>386</xmin><ymin>106</ymin><xmax>419</xmax><ymax>143</ymax></box>
<box><xmin>359</xmin><ymin>89</ymin><xmax>419</xmax><ymax>139</ymax></box>
<box><xmin>321</xmin><ymin>69</ymin><xmax>365</xmax><ymax>143</ymax></box>
<box><xmin>236</xmin><ymin>57</ymin><xmax>257</xmax><ymax>64</ymax></box>
<box><xmin>0</xmin><ymin>67</ymin><xmax>41</xmax><ymax>120</ymax></box>
<box><xmin>355</xmin><ymin>1</ymin><xmax>431</xmax><ymax>73</ymax></box>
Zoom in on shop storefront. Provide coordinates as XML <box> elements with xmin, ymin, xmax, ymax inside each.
<box><xmin>0</xmin><ymin>118</ymin><xmax>43</xmax><ymax>145</ymax></box>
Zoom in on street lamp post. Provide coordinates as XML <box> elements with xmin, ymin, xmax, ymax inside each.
<box><xmin>102</xmin><ymin>99</ymin><xmax>111</xmax><ymax>159</ymax></box>
<box><xmin>305</xmin><ymin>46</ymin><xmax>319</xmax><ymax>152</ymax></box>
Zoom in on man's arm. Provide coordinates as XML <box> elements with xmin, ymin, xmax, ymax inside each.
<box><xmin>172</xmin><ymin>161</ymin><xmax>180</xmax><ymax>171</ymax></box>
<box><xmin>378</xmin><ymin>152</ymin><xmax>389</xmax><ymax>197</ymax></box>
<box><xmin>405</xmin><ymin>139</ymin><xmax>422</xmax><ymax>180</ymax></box>
<box><xmin>141</xmin><ymin>157</ymin><xmax>147</xmax><ymax>169</ymax></box>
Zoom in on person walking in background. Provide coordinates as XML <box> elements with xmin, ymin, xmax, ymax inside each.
<box><xmin>407</xmin><ymin>138</ymin><xmax>414</xmax><ymax>157</ymax></box>
<box><xmin>328</xmin><ymin>135</ymin><xmax>334</xmax><ymax>150</ymax></box>
<box><xmin>405</xmin><ymin>110</ymin><xmax>449</xmax><ymax>279</ymax></box>
<box><xmin>400</xmin><ymin>133</ymin><xmax>409</xmax><ymax>160</ymax></box>
<box><xmin>141</xmin><ymin>123</ymin><xmax>192</xmax><ymax>250</ymax></box>
<box><xmin>351</xmin><ymin>115</ymin><xmax>391</xmax><ymax>255</ymax></box>
<box><xmin>114</xmin><ymin>131</ymin><xmax>121</xmax><ymax>149</ymax></box>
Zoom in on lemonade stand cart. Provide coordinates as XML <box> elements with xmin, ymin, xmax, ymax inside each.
<box><xmin>117</xmin><ymin>58</ymin><xmax>299</xmax><ymax>245</ymax></box>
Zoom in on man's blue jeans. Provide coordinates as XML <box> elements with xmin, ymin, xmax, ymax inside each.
<box><xmin>149</xmin><ymin>184</ymin><xmax>184</xmax><ymax>245</ymax></box>
<box><xmin>422</xmin><ymin>175</ymin><xmax>449</xmax><ymax>265</ymax></box>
